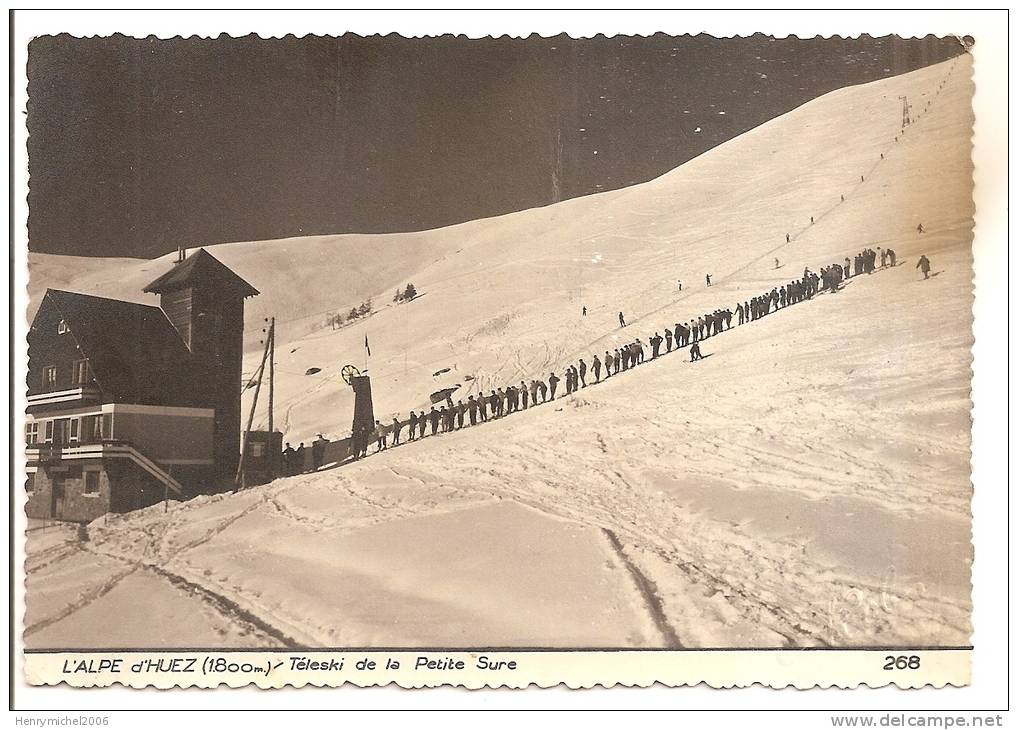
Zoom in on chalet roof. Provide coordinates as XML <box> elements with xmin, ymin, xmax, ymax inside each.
<box><xmin>142</xmin><ymin>248</ymin><xmax>259</xmax><ymax>298</ymax></box>
<box><xmin>36</xmin><ymin>290</ymin><xmax>204</xmax><ymax>407</ymax></box>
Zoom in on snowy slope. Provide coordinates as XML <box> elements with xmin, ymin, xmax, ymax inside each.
<box><xmin>25</xmin><ymin>56</ymin><xmax>974</xmax><ymax>649</ymax></box>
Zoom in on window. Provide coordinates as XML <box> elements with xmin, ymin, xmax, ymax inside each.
<box><xmin>44</xmin><ymin>421</ymin><xmax>54</xmax><ymax>443</ymax></box>
<box><xmin>69</xmin><ymin>418</ymin><xmax>79</xmax><ymax>443</ymax></box>
<box><xmin>51</xmin><ymin>419</ymin><xmax>69</xmax><ymax>446</ymax></box>
<box><xmin>25</xmin><ymin>422</ymin><xmax>39</xmax><ymax>445</ymax></box>
<box><xmin>72</xmin><ymin>359</ymin><xmax>89</xmax><ymax>385</ymax></box>
<box><xmin>250</xmin><ymin>442</ymin><xmax>265</xmax><ymax>458</ymax></box>
<box><xmin>43</xmin><ymin>366</ymin><xmax>58</xmax><ymax>390</ymax></box>
<box><xmin>84</xmin><ymin>471</ymin><xmax>100</xmax><ymax>495</ymax></box>
<box><xmin>89</xmin><ymin>415</ymin><xmax>106</xmax><ymax>441</ymax></box>
<box><xmin>25</xmin><ymin>473</ymin><xmax>35</xmax><ymax>494</ymax></box>
<box><xmin>57</xmin><ymin>319</ymin><xmax>70</xmax><ymax>334</ymax></box>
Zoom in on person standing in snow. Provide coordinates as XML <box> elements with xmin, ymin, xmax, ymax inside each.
<box><xmin>391</xmin><ymin>416</ymin><xmax>403</xmax><ymax>446</ymax></box>
<box><xmin>312</xmin><ymin>434</ymin><xmax>328</xmax><ymax>468</ymax></box>
<box><xmin>467</xmin><ymin>397</ymin><xmax>478</xmax><ymax>426</ymax></box>
<box><xmin>408</xmin><ymin>411</ymin><xmax>418</xmax><ymax>441</ymax></box>
<box><xmin>690</xmin><ymin>342</ymin><xmax>704</xmax><ymax>362</ymax></box>
<box><xmin>373</xmin><ymin>421</ymin><xmax>387</xmax><ymax>452</ymax></box>
<box><xmin>618</xmin><ymin>311</ymin><xmax>626</xmax><ymax>328</ymax></box>
<box><xmin>578</xmin><ymin>359</ymin><xmax>588</xmax><ymax>388</ymax></box>
<box><xmin>520</xmin><ymin>380</ymin><xmax>529</xmax><ymax>409</ymax></box>
<box><xmin>664</xmin><ymin>328</ymin><xmax>673</xmax><ymax>353</ymax></box>
<box><xmin>592</xmin><ymin>354</ymin><xmax>602</xmax><ymax>382</ymax></box>
<box><xmin>548</xmin><ymin>372</ymin><xmax>560</xmax><ymax>400</ymax></box>
<box><xmin>705</xmin><ymin>273</ymin><xmax>712</xmax><ymax>287</ymax></box>
<box><xmin>428</xmin><ymin>406</ymin><xmax>440</xmax><ymax>436</ymax></box>
<box><xmin>604</xmin><ymin>351</ymin><xmax>613</xmax><ymax>378</ymax></box>
<box><xmin>651</xmin><ymin>332</ymin><xmax>662</xmax><ymax>359</ymax></box>
<box><xmin>916</xmin><ymin>254</ymin><xmax>932</xmax><ymax>280</ymax></box>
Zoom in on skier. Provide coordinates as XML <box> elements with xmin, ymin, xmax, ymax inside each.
<box><xmin>705</xmin><ymin>273</ymin><xmax>712</xmax><ymax>287</ymax></box>
<box><xmin>592</xmin><ymin>355</ymin><xmax>602</xmax><ymax>382</ymax></box>
<box><xmin>887</xmin><ymin>248</ymin><xmax>897</xmax><ymax>266</ymax></box>
<box><xmin>651</xmin><ymin>333</ymin><xmax>662</xmax><ymax>359</ymax></box>
<box><xmin>391</xmin><ymin>416</ymin><xmax>402</xmax><ymax>446</ymax></box>
<box><xmin>282</xmin><ymin>443</ymin><xmax>295</xmax><ymax>476</ymax></box>
<box><xmin>418</xmin><ymin>411</ymin><xmax>428</xmax><ymax>439</ymax></box>
<box><xmin>917</xmin><ymin>222</ymin><xmax>925</xmax><ymax>234</ymax></box>
<box><xmin>582</xmin><ymin>306</ymin><xmax>587</xmax><ymax>316</ymax></box>
<box><xmin>372</xmin><ymin>421</ymin><xmax>387</xmax><ymax>452</ymax></box>
<box><xmin>618</xmin><ymin>311</ymin><xmax>626</xmax><ymax>328</ymax></box>
<box><xmin>916</xmin><ymin>254</ymin><xmax>932</xmax><ymax>280</ymax></box>
<box><xmin>408</xmin><ymin>411</ymin><xmax>418</xmax><ymax>441</ymax></box>
<box><xmin>604</xmin><ymin>351</ymin><xmax>613</xmax><ymax>378</ymax></box>
<box><xmin>548</xmin><ymin>372</ymin><xmax>560</xmax><ymax>400</ymax></box>
<box><xmin>664</xmin><ymin>328</ymin><xmax>673</xmax><ymax>353</ymax></box>
<box><xmin>578</xmin><ymin>359</ymin><xmax>588</xmax><ymax>388</ymax></box>
<box><xmin>312</xmin><ymin>434</ymin><xmax>327</xmax><ymax>468</ymax></box>
<box><xmin>690</xmin><ymin>342</ymin><xmax>704</xmax><ymax>362</ymax></box>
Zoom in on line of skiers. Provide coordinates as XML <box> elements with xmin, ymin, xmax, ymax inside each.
<box><xmin>347</xmin><ymin>246</ymin><xmax>902</xmax><ymax>456</ymax></box>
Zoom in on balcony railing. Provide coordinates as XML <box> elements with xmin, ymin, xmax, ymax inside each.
<box><xmin>26</xmin><ymin>386</ymin><xmax>101</xmax><ymax>409</ymax></box>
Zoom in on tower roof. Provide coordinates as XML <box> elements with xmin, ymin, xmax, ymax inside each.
<box><xmin>143</xmin><ymin>248</ymin><xmax>259</xmax><ymax>298</ymax></box>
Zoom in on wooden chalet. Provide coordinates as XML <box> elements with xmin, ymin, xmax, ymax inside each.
<box><xmin>25</xmin><ymin>249</ymin><xmax>258</xmax><ymax>522</ymax></box>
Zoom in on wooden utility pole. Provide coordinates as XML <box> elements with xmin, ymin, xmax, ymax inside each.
<box><xmin>267</xmin><ymin>318</ymin><xmax>275</xmax><ymax>436</ymax></box>
<box><xmin>236</xmin><ymin>331</ymin><xmax>271</xmax><ymax>488</ymax></box>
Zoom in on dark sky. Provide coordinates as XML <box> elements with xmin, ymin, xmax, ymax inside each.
<box><xmin>27</xmin><ymin>33</ymin><xmax>963</xmax><ymax>259</ymax></box>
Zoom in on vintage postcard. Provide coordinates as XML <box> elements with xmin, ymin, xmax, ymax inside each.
<box><xmin>12</xmin><ymin>12</ymin><xmax>1003</xmax><ymax>701</ymax></box>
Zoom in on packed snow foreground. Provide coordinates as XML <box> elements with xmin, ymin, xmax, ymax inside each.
<box><xmin>25</xmin><ymin>56</ymin><xmax>973</xmax><ymax>649</ymax></box>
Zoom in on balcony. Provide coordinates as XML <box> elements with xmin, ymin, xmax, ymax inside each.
<box><xmin>26</xmin><ymin>386</ymin><xmax>101</xmax><ymax>410</ymax></box>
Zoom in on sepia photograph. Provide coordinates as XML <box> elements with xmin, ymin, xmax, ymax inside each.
<box><xmin>15</xmin><ymin>15</ymin><xmax>994</xmax><ymax>696</ymax></box>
